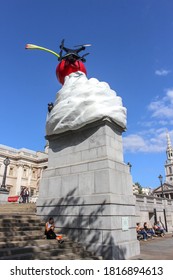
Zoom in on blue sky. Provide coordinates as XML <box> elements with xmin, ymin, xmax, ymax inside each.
<box><xmin>0</xmin><ymin>0</ymin><xmax>173</xmax><ymax>189</ymax></box>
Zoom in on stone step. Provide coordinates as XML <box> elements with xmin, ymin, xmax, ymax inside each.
<box><xmin>0</xmin><ymin>229</ymin><xmax>43</xmax><ymax>237</ymax></box>
<box><xmin>0</xmin><ymin>203</ymin><xmax>101</xmax><ymax>260</ymax></box>
<box><xmin>0</xmin><ymin>252</ymin><xmax>34</xmax><ymax>260</ymax></box>
<box><xmin>34</xmin><ymin>251</ymin><xmax>83</xmax><ymax>260</ymax></box>
<box><xmin>0</xmin><ymin>220</ymin><xmax>45</xmax><ymax>228</ymax></box>
<box><xmin>0</xmin><ymin>230</ymin><xmax>68</xmax><ymax>244</ymax></box>
<box><xmin>0</xmin><ymin>206</ymin><xmax>36</xmax><ymax>210</ymax></box>
<box><xmin>0</xmin><ymin>204</ymin><xmax>37</xmax><ymax>215</ymax></box>
<box><xmin>0</xmin><ymin>238</ymin><xmax>69</xmax><ymax>247</ymax></box>
<box><xmin>0</xmin><ymin>243</ymin><xmax>65</xmax><ymax>256</ymax></box>
<box><xmin>0</xmin><ymin>217</ymin><xmax>44</xmax><ymax>225</ymax></box>
<box><xmin>0</xmin><ymin>211</ymin><xmax>38</xmax><ymax>215</ymax></box>
<box><xmin>35</xmin><ymin>253</ymin><xmax>80</xmax><ymax>260</ymax></box>
<box><xmin>0</xmin><ymin>237</ymin><xmax>48</xmax><ymax>250</ymax></box>
<box><xmin>0</xmin><ymin>241</ymin><xmax>84</xmax><ymax>259</ymax></box>
<box><xmin>0</xmin><ymin>237</ymin><xmax>78</xmax><ymax>250</ymax></box>
<box><xmin>0</xmin><ymin>242</ymin><xmax>97</xmax><ymax>260</ymax></box>
<box><xmin>0</xmin><ymin>214</ymin><xmax>40</xmax><ymax>219</ymax></box>
<box><xmin>0</xmin><ymin>250</ymin><xmax>91</xmax><ymax>260</ymax></box>
<box><xmin>0</xmin><ymin>234</ymin><xmax>44</xmax><ymax>243</ymax></box>
<box><xmin>0</xmin><ymin>235</ymin><xmax>100</xmax><ymax>260</ymax></box>
<box><xmin>0</xmin><ymin>209</ymin><xmax>36</xmax><ymax>212</ymax></box>
<box><xmin>0</xmin><ymin>204</ymin><xmax>36</xmax><ymax>209</ymax></box>
<box><xmin>0</xmin><ymin>208</ymin><xmax>36</xmax><ymax>211</ymax></box>
<box><xmin>0</xmin><ymin>245</ymin><xmax>38</xmax><ymax>258</ymax></box>
<box><xmin>0</xmin><ymin>203</ymin><xmax>36</xmax><ymax>207</ymax></box>
<box><xmin>0</xmin><ymin>224</ymin><xmax>42</xmax><ymax>232</ymax></box>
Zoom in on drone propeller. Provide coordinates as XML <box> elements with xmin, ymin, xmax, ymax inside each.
<box><xmin>74</xmin><ymin>44</ymin><xmax>91</xmax><ymax>48</ymax></box>
<box><xmin>60</xmin><ymin>39</ymin><xmax>65</xmax><ymax>50</ymax></box>
<box><xmin>80</xmin><ymin>53</ymin><xmax>90</xmax><ymax>62</ymax></box>
<box><xmin>82</xmin><ymin>53</ymin><xmax>89</xmax><ymax>58</ymax></box>
<box><xmin>59</xmin><ymin>39</ymin><xmax>65</xmax><ymax>60</ymax></box>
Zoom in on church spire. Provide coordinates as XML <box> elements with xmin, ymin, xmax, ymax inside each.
<box><xmin>166</xmin><ymin>132</ymin><xmax>173</xmax><ymax>162</ymax></box>
<box><xmin>165</xmin><ymin>131</ymin><xmax>173</xmax><ymax>185</ymax></box>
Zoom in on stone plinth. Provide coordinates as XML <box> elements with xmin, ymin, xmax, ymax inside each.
<box><xmin>37</xmin><ymin>118</ymin><xmax>140</xmax><ymax>259</ymax></box>
<box><xmin>0</xmin><ymin>188</ymin><xmax>9</xmax><ymax>204</ymax></box>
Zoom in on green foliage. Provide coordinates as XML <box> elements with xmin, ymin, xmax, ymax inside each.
<box><xmin>135</xmin><ymin>182</ymin><xmax>143</xmax><ymax>194</ymax></box>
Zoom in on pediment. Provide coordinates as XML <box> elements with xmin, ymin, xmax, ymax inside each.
<box><xmin>153</xmin><ymin>183</ymin><xmax>173</xmax><ymax>193</ymax></box>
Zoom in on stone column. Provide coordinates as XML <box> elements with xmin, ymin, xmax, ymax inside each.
<box><xmin>37</xmin><ymin>118</ymin><xmax>140</xmax><ymax>259</ymax></box>
<box><xmin>15</xmin><ymin>164</ymin><xmax>23</xmax><ymax>195</ymax></box>
<box><xmin>27</xmin><ymin>165</ymin><xmax>32</xmax><ymax>187</ymax></box>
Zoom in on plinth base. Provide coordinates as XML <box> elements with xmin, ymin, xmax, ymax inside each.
<box><xmin>37</xmin><ymin>119</ymin><xmax>140</xmax><ymax>259</ymax></box>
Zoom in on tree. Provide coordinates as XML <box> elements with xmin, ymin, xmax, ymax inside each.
<box><xmin>134</xmin><ymin>182</ymin><xmax>143</xmax><ymax>194</ymax></box>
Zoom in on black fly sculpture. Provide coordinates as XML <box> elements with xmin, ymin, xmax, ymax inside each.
<box><xmin>48</xmin><ymin>102</ymin><xmax>54</xmax><ymax>113</ymax></box>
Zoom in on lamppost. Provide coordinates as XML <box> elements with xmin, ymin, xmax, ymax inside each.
<box><xmin>158</xmin><ymin>174</ymin><xmax>164</xmax><ymax>198</ymax></box>
<box><xmin>1</xmin><ymin>157</ymin><xmax>10</xmax><ymax>189</ymax></box>
<box><xmin>158</xmin><ymin>174</ymin><xmax>168</xmax><ymax>232</ymax></box>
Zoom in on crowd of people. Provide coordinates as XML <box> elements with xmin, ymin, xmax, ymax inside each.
<box><xmin>19</xmin><ymin>187</ymin><xmax>30</xmax><ymax>203</ymax></box>
<box><xmin>136</xmin><ymin>221</ymin><xmax>166</xmax><ymax>241</ymax></box>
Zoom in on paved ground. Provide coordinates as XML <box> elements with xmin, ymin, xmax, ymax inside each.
<box><xmin>129</xmin><ymin>233</ymin><xmax>173</xmax><ymax>260</ymax></box>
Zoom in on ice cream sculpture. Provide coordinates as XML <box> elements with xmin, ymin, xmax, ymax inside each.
<box><xmin>25</xmin><ymin>40</ymin><xmax>127</xmax><ymax>135</ymax></box>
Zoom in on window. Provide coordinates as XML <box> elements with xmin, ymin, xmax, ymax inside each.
<box><xmin>23</xmin><ymin>168</ymin><xmax>27</xmax><ymax>178</ymax></box>
<box><xmin>9</xmin><ymin>167</ymin><xmax>14</xmax><ymax>176</ymax></box>
<box><xmin>30</xmin><ymin>188</ymin><xmax>34</xmax><ymax>196</ymax></box>
<box><xmin>6</xmin><ymin>186</ymin><xmax>10</xmax><ymax>191</ymax></box>
<box><xmin>169</xmin><ymin>167</ymin><xmax>172</xmax><ymax>174</ymax></box>
<box><xmin>32</xmin><ymin>169</ymin><xmax>37</xmax><ymax>179</ymax></box>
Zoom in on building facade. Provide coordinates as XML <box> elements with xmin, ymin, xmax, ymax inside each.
<box><xmin>135</xmin><ymin>193</ymin><xmax>173</xmax><ymax>232</ymax></box>
<box><xmin>153</xmin><ymin>132</ymin><xmax>173</xmax><ymax>200</ymax></box>
<box><xmin>0</xmin><ymin>144</ymin><xmax>48</xmax><ymax>198</ymax></box>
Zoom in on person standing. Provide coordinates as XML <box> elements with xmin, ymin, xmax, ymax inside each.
<box><xmin>25</xmin><ymin>188</ymin><xmax>29</xmax><ymax>203</ymax></box>
<box><xmin>20</xmin><ymin>187</ymin><xmax>25</xmax><ymax>203</ymax></box>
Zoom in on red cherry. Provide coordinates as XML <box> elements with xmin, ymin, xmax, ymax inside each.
<box><xmin>56</xmin><ymin>60</ymin><xmax>87</xmax><ymax>84</ymax></box>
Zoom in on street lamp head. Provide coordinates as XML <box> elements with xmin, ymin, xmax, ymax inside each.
<box><xmin>3</xmin><ymin>157</ymin><xmax>10</xmax><ymax>166</ymax></box>
<box><xmin>158</xmin><ymin>174</ymin><xmax>164</xmax><ymax>198</ymax></box>
<box><xmin>158</xmin><ymin>174</ymin><xmax>163</xmax><ymax>184</ymax></box>
<box><xmin>1</xmin><ymin>157</ymin><xmax>10</xmax><ymax>190</ymax></box>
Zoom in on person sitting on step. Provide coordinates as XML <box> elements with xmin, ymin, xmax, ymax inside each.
<box><xmin>143</xmin><ymin>222</ymin><xmax>156</xmax><ymax>238</ymax></box>
<box><xmin>136</xmin><ymin>222</ymin><xmax>148</xmax><ymax>241</ymax></box>
<box><xmin>45</xmin><ymin>217</ymin><xmax>64</xmax><ymax>244</ymax></box>
<box><xmin>153</xmin><ymin>221</ymin><xmax>165</xmax><ymax>237</ymax></box>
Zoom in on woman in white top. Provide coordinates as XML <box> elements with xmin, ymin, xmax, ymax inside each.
<box><xmin>45</xmin><ymin>217</ymin><xmax>64</xmax><ymax>243</ymax></box>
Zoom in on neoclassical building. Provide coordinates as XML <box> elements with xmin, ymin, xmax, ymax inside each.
<box><xmin>153</xmin><ymin>132</ymin><xmax>173</xmax><ymax>199</ymax></box>
<box><xmin>0</xmin><ymin>144</ymin><xmax>48</xmax><ymax>197</ymax></box>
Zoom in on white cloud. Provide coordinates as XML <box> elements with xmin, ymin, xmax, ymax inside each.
<box><xmin>123</xmin><ymin>134</ymin><xmax>146</xmax><ymax>152</ymax></box>
<box><xmin>124</xmin><ymin>89</ymin><xmax>173</xmax><ymax>153</ymax></box>
<box><xmin>148</xmin><ymin>89</ymin><xmax>173</xmax><ymax>119</ymax></box>
<box><xmin>155</xmin><ymin>69</ymin><xmax>171</xmax><ymax>76</ymax></box>
<box><xmin>123</xmin><ymin>134</ymin><xmax>148</xmax><ymax>152</ymax></box>
<box><xmin>123</xmin><ymin>129</ymin><xmax>169</xmax><ymax>153</ymax></box>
